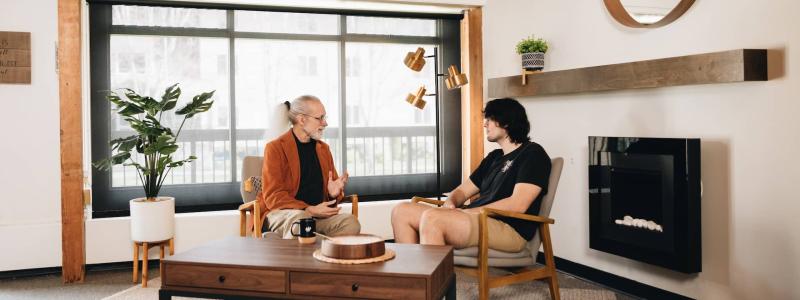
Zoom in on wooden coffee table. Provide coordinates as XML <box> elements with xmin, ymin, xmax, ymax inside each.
<box><xmin>159</xmin><ymin>236</ymin><xmax>455</xmax><ymax>299</ymax></box>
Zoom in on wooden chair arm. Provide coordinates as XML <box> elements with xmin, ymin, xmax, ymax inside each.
<box><xmin>340</xmin><ymin>194</ymin><xmax>358</xmax><ymax>204</ymax></box>
<box><xmin>412</xmin><ymin>196</ymin><xmax>445</xmax><ymax>206</ymax></box>
<box><xmin>476</xmin><ymin>208</ymin><xmax>555</xmax><ymax>265</ymax></box>
<box><xmin>341</xmin><ymin>194</ymin><xmax>359</xmax><ymax>219</ymax></box>
<box><xmin>238</xmin><ymin>200</ymin><xmax>256</xmax><ymax>212</ymax></box>
<box><xmin>480</xmin><ymin>207</ymin><xmax>554</xmax><ymax>224</ymax></box>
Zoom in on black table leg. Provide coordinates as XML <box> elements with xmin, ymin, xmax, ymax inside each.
<box><xmin>445</xmin><ymin>273</ymin><xmax>457</xmax><ymax>300</ymax></box>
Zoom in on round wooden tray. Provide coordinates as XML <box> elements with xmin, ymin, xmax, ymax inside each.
<box><xmin>313</xmin><ymin>249</ymin><xmax>395</xmax><ymax>265</ymax></box>
<box><xmin>320</xmin><ymin>234</ymin><xmax>385</xmax><ymax>259</ymax></box>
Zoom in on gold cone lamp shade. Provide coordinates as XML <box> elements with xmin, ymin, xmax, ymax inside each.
<box><xmin>405</xmin><ymin>85</ymin><xmax>427</xmax><ymax>109</ymax></box>
<box><xmin>444</xmin><ymin>65</ymin><xmax>468</xmax><ymax>90</ymax></box>
<box><xmin>404</xmin><ymin>47</ymin><xmax>426</xmax><ymax>72</ymax></box>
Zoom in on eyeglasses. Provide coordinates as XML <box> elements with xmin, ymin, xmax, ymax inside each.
<box><xmin>300</xmin><ymin>113</ymin><xmax>327</xmax><ymax>122</ymax></box>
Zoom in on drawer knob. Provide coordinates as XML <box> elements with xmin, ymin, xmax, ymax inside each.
<box><xmin>352</xmin><ymin>283</ymin><xmax>359</xmax><ymax>291</ymax></box>
<box><xmin>218</xmin><ymin>275</ymin><xmax>226</xmax><ymax>283</ymax></box>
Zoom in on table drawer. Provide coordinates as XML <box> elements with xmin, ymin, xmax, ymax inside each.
<box><xmin>165</xmin><ymin>264</ymin><xmax>285</xmax><ymax>293</ymax></box>
<box><xmin>290</xmin><ymin>272</ymin><xmax>426</xmax><ymax>299</ymax></box>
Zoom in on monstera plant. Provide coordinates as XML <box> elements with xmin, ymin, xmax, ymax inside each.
<box><xmin>93</xmin><ymin>83</ymin><xmax>214</xmax><ymax>242</ymax></box>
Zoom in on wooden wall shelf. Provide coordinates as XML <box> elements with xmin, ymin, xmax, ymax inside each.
<box><xmin>488</xmin><ymin>49</ymin><xmax>767</xmax><ymax>98</ymax></box>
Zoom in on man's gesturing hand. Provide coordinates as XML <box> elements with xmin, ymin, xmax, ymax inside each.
<box><xmin>305</xmin><ymin>200</ymin><xmax>340</xmax><ymax>218</ymax></box>
<box><xmin>327</xmin><ymin>171</ymin><xmax>349</xmax><ymax>198</ymax></box>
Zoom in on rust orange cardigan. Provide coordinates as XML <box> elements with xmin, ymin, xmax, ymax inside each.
<box><xmin>255</xmin><ymin>129</ymin><xmax>344</xmax><ymax>220</ymax></box>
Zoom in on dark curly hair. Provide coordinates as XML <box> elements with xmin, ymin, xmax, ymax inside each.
<box><xmin>483</xmin><ymin>98</ymin><xmax>531</xmax><ymax>144</ymax></box>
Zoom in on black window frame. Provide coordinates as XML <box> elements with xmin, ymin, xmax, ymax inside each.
<box><xmin>89</xmin><ymin>0</ymin><xmax>462</xmax><ymax>218</ymax></box>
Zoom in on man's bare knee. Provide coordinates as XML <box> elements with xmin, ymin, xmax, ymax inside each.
<box><xmin>390</xmin><ymin>203</ymin><xmax>405</xmax><ymax>222</ymax></box>
<box><xmin>391</xmin><ymin>202</ymin><xmax>415</xmax><ymax>223</ymax></box>
<box><xmin>419</xmin><ymin>209</ymin><xmax>470</xmax><ymax>247</ymax></box>
<box><xmin>419</xmin><ymin>209</ymin><xmax>445</xmax><ymax>232</ymax></box>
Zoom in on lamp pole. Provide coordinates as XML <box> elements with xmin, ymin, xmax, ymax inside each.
<box><xmin>425</xmin><ymin>47</ymin><xmax>444</xmax><ymax>199</ymax></box>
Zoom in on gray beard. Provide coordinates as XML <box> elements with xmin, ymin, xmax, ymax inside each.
<box><xmin>304</xmin><ymin>127</ymin><xmax>324</xmax><ymax>140</ymax></box>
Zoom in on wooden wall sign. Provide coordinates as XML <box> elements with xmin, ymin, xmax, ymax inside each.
<box><xmin>0</xmin><ymin>31</ymin><xmax>32</xmax><ymax>84</ymax></box>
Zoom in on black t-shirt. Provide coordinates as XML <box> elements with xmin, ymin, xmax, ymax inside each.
<box><xmin>468</xmin><ymin>141</ymin><xmax>551</xmax><ymax>241</ymax></box>
<box><xmin>293</xmin><ymin>132</ymin><xmax>323</xmax><ymax>206</ymax></box>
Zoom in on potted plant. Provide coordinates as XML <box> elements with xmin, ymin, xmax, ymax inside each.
<box><xmin>93</xmin><ymin>84</ymin><xmax>214</xmax><ymax>242</ymax></box>
<box><xmin>516</xmin><ymin>35</ymin><xmax>549</xmax><ymax>71</ymax></box>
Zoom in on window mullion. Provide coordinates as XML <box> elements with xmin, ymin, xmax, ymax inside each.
<box><xmin>338</xmin><ymin>15</ymin><xmax>348</xmax><ymax>175</ymax></box>
<box><xmin>227</xmin><ymin>9</ymin><xmax>238</xmax><ymax>183</ymax></box>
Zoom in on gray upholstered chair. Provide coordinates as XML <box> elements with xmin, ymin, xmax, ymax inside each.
<box><xmin>237</xmin><ymin>155</ymin><xmax>359</xmax><ymax>238</ymax></box>
<box><xmin>413</xmin><ymin>157</ymin><xmax>564</xmax><ymax>300</ymax></box>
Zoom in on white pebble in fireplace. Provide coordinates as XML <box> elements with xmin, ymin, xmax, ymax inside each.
<box><xmin>614</xmin><ymin>215</ymin><xmax>663</xmax><ymax>232</ymax></box>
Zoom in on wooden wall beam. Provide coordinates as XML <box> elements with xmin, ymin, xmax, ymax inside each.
<box><xmin>489</xmin><ymin>49</ymin><xmax>768</xmax><ymax>98</ymax></box>
<box><xmin>460</xmin><ymin>7</ymin><xmax>484</xmax><ymax>180</ymax></box>
<box><xmin>59</xmin><ymin>0</ymin><xmax>85</xmax><ymax>283</ymax></box>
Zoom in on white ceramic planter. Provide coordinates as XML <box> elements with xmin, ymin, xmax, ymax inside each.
<box><xmin>130</xmin><ymin>197</ymin><xmax>175</xmax><ymax>242</ymax></box>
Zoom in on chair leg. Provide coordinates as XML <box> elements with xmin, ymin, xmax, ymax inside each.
<box><xmin>239</xmin><ymin>210</ymin><xmax>246</xmax><ymax>237</ymax></box>
<box><xmin>478</xmin><ymin>212</ymin><xmax>490</xmax><ymax>300</ymax></box>
<box><xmin>142</xmin><ymin>242</ymin><xmax>148</xmax><ymax>288</ymax></box>
<box><xmin>478</xmin><ymin>267</ymin><xmax>489</xmax><ymax>300</ymax></box>
<box><xmin>541</xmin><ymin>224</ymin><xmax>560</xmax><ymax>300</ymax></box>
<box><xmin>547</xmin><ymin>276</ymin><xmax>561</xmax><ymax>300</ymax></box>
<box><xmin>132</xmin><ymin>242</ymin><xmax>139</xmax><ymax>283</ymax></box>
<box><xmin>159</xmin><ymin>244</ymin><xmax>165</xmax><ymax>259</ymax></box>
<box><xmin>253</xmin><ymin>205</ymin><xmax>263</xmax><ymax>238</ymax></box>
<box><xmin>169</xmin><ymin>238</ymin><xmax>174</xmax><ymax>255</ymax></box>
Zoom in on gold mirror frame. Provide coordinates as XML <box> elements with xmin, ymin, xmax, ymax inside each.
<box><xmin>603</xmin><ymin>0</ymin><xmax>695</xmax><ymax>28</ymax></box>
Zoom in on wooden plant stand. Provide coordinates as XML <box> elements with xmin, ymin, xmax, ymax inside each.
<box><xmin>133</xmin><ymin>238</ymin><xmax>174</xmax><ymax>287</ymax></box>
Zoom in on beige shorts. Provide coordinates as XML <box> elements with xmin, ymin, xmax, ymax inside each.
<box><xmin>465</xmin><ymin>213</ymin><xmax>528</xmax><ymax>253</ymax></box>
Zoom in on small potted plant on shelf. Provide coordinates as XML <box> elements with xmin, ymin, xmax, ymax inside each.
<box><xmin>93</xmin><ymin>84</ymin><xmax>214</xmax><ymax>243</ymax></box>
<box><xmin>516</xmin><ymin>35</ymin><xmax>549</xmax><ymax>71</ymax></box>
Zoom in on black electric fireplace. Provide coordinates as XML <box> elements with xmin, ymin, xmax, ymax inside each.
<box><xmin>589</xmin><ymin>137</ymin><xmax>701</xmax><ymax>273</ymax></box>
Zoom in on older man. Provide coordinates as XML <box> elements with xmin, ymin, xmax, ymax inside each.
<box><xmin>257</xmin><ymin>95</ymin><xmax>360</xmax><ymax>238</ymax></box>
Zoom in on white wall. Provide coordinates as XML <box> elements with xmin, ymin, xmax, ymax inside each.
<box><xmin>0</xmin><ymin>0</ymin><xmax>63</xmax><ymax>271</ymax></box>
<box><xmin>483</xmin><ymin>0</ymin><xmax>800</xmax><ymax>299</ymax></box>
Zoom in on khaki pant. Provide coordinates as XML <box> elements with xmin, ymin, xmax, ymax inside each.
<box><xmin>465</xmin><ymin>213</ymin><xmax>528</xmax><ymax>253</ymax></box>
<box><xmin>265</xmin><ymin>209</ymin><xmax>361</xmax><ymax>239</ymax></box>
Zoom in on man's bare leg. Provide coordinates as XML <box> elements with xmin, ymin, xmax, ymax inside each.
<box><xmin>391</xmin><ymin>202</ymin><xmax>435</xmax><ymax>243</ymax></box>
<box><xmin>419</xmin><ymin>208</ymin><xmax>473</xmax><ymax>247</ymax></box>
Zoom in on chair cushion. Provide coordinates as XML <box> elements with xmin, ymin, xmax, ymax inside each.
<box><xmin>454</xmin><ymin>246</ymin><xmax>534</xmax><ymax>268</ymax></box>
<box><xmin>453</xmin><ymin>255</ymin><xmax>535</xmax><ymax>268</ymax></box>
<box><xmin>454</xmin><ymin>246</ymin><xmax>532</xmax><ymax>259</ymax></box>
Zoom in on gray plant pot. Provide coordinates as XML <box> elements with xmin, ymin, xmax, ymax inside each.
<box><xmin>521</xmin><ymin>52</ymin><xmax>545</xmax><ymax>71</ymax></box>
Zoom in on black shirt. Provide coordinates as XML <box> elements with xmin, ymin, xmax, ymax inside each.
<box><xmin>468</xmin><ymin>141</ymin><xmax>551</xmax><ymax>241</ymax></box>
<box><xmin>293</xmin><ymin>132</ymin><xmax>324</xmax><ymax>206</ymax></box>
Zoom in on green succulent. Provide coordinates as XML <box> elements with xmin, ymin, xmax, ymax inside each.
<box><xmin>515</xmin><ymin>36</ymin><xmax>549</xmax><ymax>54</ymax></box>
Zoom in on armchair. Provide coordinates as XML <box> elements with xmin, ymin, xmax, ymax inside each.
<box><xmin>238</xmin><ymin>156</ymin><xmax>359</xmax><ymax>238</ymax></box>
<box><xmin>413</xmin><ymin>157</ymin><xmax>563</xmax><ymax>300</ymax></box>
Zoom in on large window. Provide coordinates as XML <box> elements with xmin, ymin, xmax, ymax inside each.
<box><xmin>90</xmin><ymin>3</ymin><xmax>462</xmax><ymax>217</ymax></box>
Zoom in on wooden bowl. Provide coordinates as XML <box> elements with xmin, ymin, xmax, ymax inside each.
<box><xmin>320</xmin><ymin>234</ymin><xmax>385</xmax><ymax>259</ymax></box>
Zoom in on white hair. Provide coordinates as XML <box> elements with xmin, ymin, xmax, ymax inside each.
<box><xmin>287</xmin><ymin>95</ymin><xmax>320</xmax><ymax>125</ymax></box>
<box><xmin>262</xmin><ymin>95</ymin><xmax>321</xmax><ymax>141</ymax></box>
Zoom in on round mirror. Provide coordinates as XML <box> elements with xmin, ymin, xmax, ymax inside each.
<box><xmin>604</xmin><ymin>0</ymin><xmax>695</xmax><ymax>28</ymax></box>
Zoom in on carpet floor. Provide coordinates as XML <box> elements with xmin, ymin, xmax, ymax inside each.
<box><xmin>1</xmin><ymin>266</ymin><xmax>639</xmax><ymax>300</ymax></box>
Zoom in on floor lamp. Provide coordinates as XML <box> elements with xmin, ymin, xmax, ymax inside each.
<box><xmin>403</xmin><ymin>46</ymin><xmax>468</xmax><ymax>198</ymax></box>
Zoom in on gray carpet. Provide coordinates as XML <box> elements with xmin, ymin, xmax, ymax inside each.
<box><xmin>0</xmin><ymin>268</ymin><xmax>134</xmax><ymax>300</ymax></box>
<box><xmin>0</xmin><ymin>266</ymin><xmax>639</xmax><ymax>299</ymax></box>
